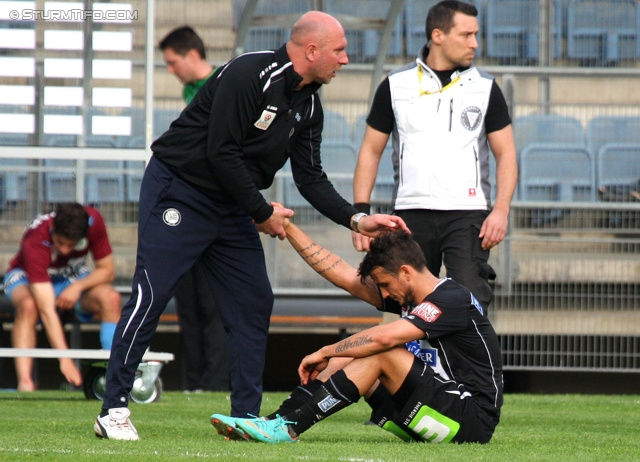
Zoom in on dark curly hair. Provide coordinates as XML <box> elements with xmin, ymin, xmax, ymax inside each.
<box><xmin>52</xmin><ymin>202</ymin><xmax>89</xmax><ymax>242</ymax></box>
<box><xmin>357</xmin><ymin>231</ymin><xmax>426</xmax><ymax>283</ymax></box>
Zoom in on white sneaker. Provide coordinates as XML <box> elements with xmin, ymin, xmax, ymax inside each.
<box><xmin>94</xmin><ymin>408</ymin><xmax>139</xmax><ymax>440</ymax></box>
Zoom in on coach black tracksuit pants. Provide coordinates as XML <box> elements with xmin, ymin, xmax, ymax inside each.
<box><xmin>102</xmin><ymin>156</ymin><xmax>273</xmax><ymax>417</ymax></box>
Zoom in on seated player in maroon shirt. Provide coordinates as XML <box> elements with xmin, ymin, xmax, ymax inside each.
<box><xmin>3</xmin><ymin>202</ymin><xmax>121</xmax><ymax>391</ymax></box>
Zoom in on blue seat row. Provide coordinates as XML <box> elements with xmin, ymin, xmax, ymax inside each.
<box><xmin>515</xmin><ymin>114</ymin><xmax>640</xmax><ymax>202</ymax></box>
<box><xmin>233</xmin><ymin>0</ymin><xmax>640</xmax><ymax>64</ymax></box>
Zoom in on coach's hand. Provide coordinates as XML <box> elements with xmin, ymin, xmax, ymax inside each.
<box><xmin>351</xmin><ymin>231</ymin><xmax>373</xmax><ymax>252</ymax></box>
<box><xmin>356</xmin><ymin>214</ymin><xmax>410</xmax><ymax>238</ymax></box>
<box><xmin>256</xmin><ymin>205</ymin><xmax>294</xmax><ymax>240</ymax></box>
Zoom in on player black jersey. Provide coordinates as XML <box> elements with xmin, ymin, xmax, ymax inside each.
<box><xmin>383</xmin><ymin>278</ymin><xmax>503</xmax><ymax>418</ymax></box>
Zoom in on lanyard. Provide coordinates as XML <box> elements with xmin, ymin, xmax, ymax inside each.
<box><xmin>417</xmin><ymin>66</ymin><xmax>460</xmax><ymax>96</ymax></box>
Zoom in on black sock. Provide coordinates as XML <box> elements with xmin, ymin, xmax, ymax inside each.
<box><xmin>265</xmin><ymin>379</ymin><xmax>323</xmax><ymax>420</ymax></box>
<box><xmin>364</xmin><ymin>384</ymin><xmax>395</xmax><ymax>426</ymax></box>
<box><xmin>286</xmin><ymin>370</ymin><xmax>360</xmax><ymax>436</ymax></box>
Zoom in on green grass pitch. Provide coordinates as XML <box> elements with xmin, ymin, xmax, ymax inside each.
<box><xmin>1</xmin><ymin>390</ymin><xmax>639</xmax><ymax>461</ymax></box>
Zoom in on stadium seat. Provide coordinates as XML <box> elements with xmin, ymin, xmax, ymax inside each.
<box><xmin>595</xmin><ymin>143</ymin><xmax>640</xmax><ymax>200</ymax></box>
<box><xmin>352</xmin><ymin>114</ymin><xmax>395</xmax><ymax>204</ymax></box>
<box><xmin>42</xmin><ymin>135</ymin><xmax>76</xmax><ymax>203</ymax></box>
<box><xmin>566</xmin><ymin>0</ymin><xmax>639</xmax><ymax>65</ymax></box>
<box><xmin>325</xmin><ymin>0</ymin><xmax>403</xmax><ymax>62</ymax></box>
<box><xmin>283</xmin><ymin>142</ymin><xmax>357</xmax><ymax>207</ymax></box>
<box><xmin>115</xmin><ymin>107</ymin><xmax>146</xmax><ymax>148</ymax></box>
<box><xmin>486</xmin><ymin>0</ymin><xmax>539</xmax><ymax>63</ymax></box>
<box><xmin>0</xmin><ymin>132</ymin><xmax>30</xmax><ymax>202</ymax></box>
<box><xmin>406</xmin><ymin>0</ymin><xmax>484</xmax><ymax>58</ymax></box>
<box><xmin>371</xmin><ymin>145</ymin><xmax>396</xmax><ymax>204</ymax></box>
<box><xmin>519</xmin><ymin>144</ymin><xmax>595</xmax><ymax>202</ymax></box>
<box><xmin>85</xmin><ymin>161</ymin><xmax>125</xmax><ymax>204</ymax></box>
<box><xmin>586</xmin><ymin>115</ymin><xmax>640</xmax><ymax>159</ymax></box>
<box><xmin>232</xmin><ymin>0</ymin><xmax>312</xmax><ymax>53</ymax></box>
<box><xmin>323</xmin><ymin>111</ymin><xmax>352</xmax><ymax>144</ymax></box>
<box><xmin>43</xmin><ymin>159</ymin><xmax>76</xmax><ymax>203</ymax></box>
<box><xmin>153</xmin><ymin>108</ymin><xmax>182</xmax><ymax>139</ymax></box>
<box><xmin>553</xmin><ymin>0</ymin><xmax>573</xmax><ymax>58</ymax></box>
<box><xmin>514</xmin><ymin>114</ymin><xmax>585</xmax><ymax>155</ymax></box>
<box><xmin>124</xmin><ymin>161</ymin><xmax>146</xmax><ymax>202</ymax></box>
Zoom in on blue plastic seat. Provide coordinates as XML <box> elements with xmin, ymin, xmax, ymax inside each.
<box><xmin>586</xmin><ymin>115</ymin><xmax>640</xmax><ymax>159</ymax></box>
<box><xmin>553</xmin><ymin>0</ymin><xmax>573</xmax><ymax>58</ymax></box>
<box><xmin>352</xmin><ymin>114</ymin><xmax>395</xmax><ymax>204</ymax></box>
<box><xmin>324</xmin><ymin>0</ymin><xmax>403</xmax><ymax>62</ymax></box>
<box><xmin>323</xmin><ymin>111</ymin><xmax>351</xmax><ymax>144</ymax></box>
<box><xmin>283</xmin><ymin>142</ymin><xmax>357</xmax><ymax>207</ymax></box>
<box><xmin>115</xmin><ymin>107</ymin><xmax>146</xmax><ymax>147</ymax></box>
<box><xmin>0</xmin><ymin>132</ymin><xmax>30</xmax><ymax>202</ymax></box>
<box><xmin>233</xmin><ymin>0</ymin><xmax>311</xmax><ymax>53</ymax></box>
<box><xmin>595</xmin><ymin>143</ymin><xmax>640</xmax><ymax>198</ymax></box>
<box><xmin>42</xmin><ymin>136</ymin><xmax>75</xmax><ymax>203</ymax></box>
<box><xmin>85</xmin><ymin>162</ymin><xmax>125</xmax><ymax>205</ymax></box>
<box><xmin>124</xmin><ymin>161</ymin><xmax>146</xmax><ymax>202</ymax></box>
<box><xmin>514</xmin><ymin>114</ymin><xmax>585</xmax><ymax>155</ymax></box>
<box><xmin>486</xmin><ymin>0</ymin><xmax>539</xmax><ymax>63</ymax></box>
<box><xmin>567</xmin><ymin>0</ymin><xmax>639</xmax><ymax>64</ymax></box>
<box><xmin>519</xmin><ymin>144</ymin><xmax>595</xmax><ymax>202</ymax></box>
<box><xmin>153</xmin><ymin>108</ymin><xmax>182</xmax><ymax>139</ymax></box>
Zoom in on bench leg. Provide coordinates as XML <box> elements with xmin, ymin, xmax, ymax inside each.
<box><xmin>130</xmin><ymin>361</ymin><xmax>164</xmax><ymax>404</ymax></box>
<box><xmin>82</xmin><ymin>360</ymin><xmax>165</xmax><ymax>404</ymax></box>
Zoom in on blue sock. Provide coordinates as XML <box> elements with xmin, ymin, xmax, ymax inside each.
<box><xmin>100</xmin><ymin>322</ymin><xmax>117</xmax><ymax>350</ymax></box>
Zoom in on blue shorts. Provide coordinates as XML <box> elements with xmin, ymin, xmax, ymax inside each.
<box><xmin>3</xmin><ymin>267</ymin><xmax>94</xmax><ymax>322</ymax></box>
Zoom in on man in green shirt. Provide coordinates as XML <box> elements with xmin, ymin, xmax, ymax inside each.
<box><xmin>160</xmin><ymin>25</ymin><xmax>216</xmax><ymax>104</ymax></box>
<box><xmin>159</xmin><ymin>25</ymin><xmax>229</xmax><ymax>393</ymax></box>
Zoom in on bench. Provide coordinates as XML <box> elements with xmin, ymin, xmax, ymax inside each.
<box><xmin>0</xmin><ymin>347</ymin><xmax>173</xmax><ymax>402</ymax></box>
<box><xmin>0</xmin><ymin>285</ymin><xmax>383</xmax><ymax>395</ymax></box>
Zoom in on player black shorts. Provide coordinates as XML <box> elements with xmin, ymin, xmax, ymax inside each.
<box><xmin>368</xmin><ymin>356</ymin><xmax>499</xmax><ymax>444</ymax></box>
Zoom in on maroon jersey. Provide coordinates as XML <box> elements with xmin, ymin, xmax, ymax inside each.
<box><xmin>7</xmin><ymin>206</ymin><xmax>112</xmax><ymax>283</ymax></box>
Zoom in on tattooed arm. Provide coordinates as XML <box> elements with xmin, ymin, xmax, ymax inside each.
<box><xmin>283</xmin><ymin>217</ymin><xmax>383</xmax><ymax>309</ymax></box>
<box><xmin>298</xmin><ymin>319</ymin><xmax>424</xmax><ymax>384</ymax></box>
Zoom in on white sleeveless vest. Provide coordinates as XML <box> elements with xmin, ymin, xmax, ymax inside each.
<box><xmin>388</xmin><ymin>53</ymin><xmax>494</xmax><ymax>211</ymax></box>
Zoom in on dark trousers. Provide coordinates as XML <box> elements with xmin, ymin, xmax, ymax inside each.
<box><xmin>174</xmin><ymin>260</ymin><xmax>230</xmax><ymax>391</ymax></box>
<box><xmin>103</xmin><ymin>157</ymin><xmax>273</xmax><ymax>416</ymax></box>
<box><xmin>395</xmin><ymin>209</ymin><xmax>496</xmax><ymax>310</ymax></box>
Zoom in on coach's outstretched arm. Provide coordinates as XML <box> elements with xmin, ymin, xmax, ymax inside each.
<box><xmin>282</xmin><ymin>217</ymin><xmax>382</xmax><ymax>309</ymax></box>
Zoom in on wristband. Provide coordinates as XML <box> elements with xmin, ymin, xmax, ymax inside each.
<box><xmin>353</xmin><ymin>202</ymin><xmax>371</xmax><ymax>214</ymax></box>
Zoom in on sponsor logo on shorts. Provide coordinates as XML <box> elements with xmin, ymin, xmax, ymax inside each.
<box><xmin>163</xmin><ymin>208</ymin><xmax>181</xmax><ymax>226</ymax></box>
<box><xmin>411</xmin><ymin>302</ymin><xmax>442</xmax><ymax>323</ymax></box>
<box><xmin>317</xmin><ymin>395</ymin><xmax>341</xmax><ymax>413</ymax></box>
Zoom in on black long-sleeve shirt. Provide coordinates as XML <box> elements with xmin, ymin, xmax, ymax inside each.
<box><xmin>151</xmin><ymin>45</ymin><xmax>357</xmax><ymax>227</ymax></box>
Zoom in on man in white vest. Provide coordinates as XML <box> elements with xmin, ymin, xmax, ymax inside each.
<box><xmin>352</xmin><ymin>0</ymin><xmax>517</xmax><ymax>311</ymax></box>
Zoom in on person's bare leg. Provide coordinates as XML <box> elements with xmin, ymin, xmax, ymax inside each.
<box><xmin>11</xmin><ymin>286</ymin><xmax>39</xmax><ymax>391</ymax></box>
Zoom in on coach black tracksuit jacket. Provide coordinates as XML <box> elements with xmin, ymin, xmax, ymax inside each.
<box><xmin>151</xmin><ymin>44</ymin><xmax>357</xmax><ymax>228</ymax></box>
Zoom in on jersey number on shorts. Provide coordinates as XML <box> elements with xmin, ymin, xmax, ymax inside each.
<box><xmin>408</xmin><ymin>405</ymin><xmax>460</xmax><ymax>443</ymax></box>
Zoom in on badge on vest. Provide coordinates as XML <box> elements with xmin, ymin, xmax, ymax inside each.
<box><xmin>460</xmin><ymin>106</ymin><xmax>483</xmax><ymax>131</ymax></box>
<box><xmin>254</xmin><ymin>110</ymin><xmax>277</xmax><ymax>130</ymax></box>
